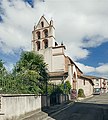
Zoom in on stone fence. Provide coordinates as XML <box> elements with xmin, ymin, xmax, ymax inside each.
<box><xmin>0</xmin><ymin>94</ymin><xmax>41</xmax><ymax>120</ymax></box>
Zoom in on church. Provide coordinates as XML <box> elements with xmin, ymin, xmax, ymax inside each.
<box><xmin>32</xmin><ymin>16</ymin><xmax>94</xmax><ymax>97</ymax></box>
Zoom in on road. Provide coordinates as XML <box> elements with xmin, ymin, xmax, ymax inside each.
<box><xmin>48</xmin><ymin>93</ymin><xmax>108</xmax><ymax>120</ymax></box>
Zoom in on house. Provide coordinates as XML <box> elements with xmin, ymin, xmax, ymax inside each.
<box><xmin>32</xmin><ymin>15</ymin><xmax>94</xmax><ymax>97</ymax></box>
<box><xmin>85</xmin><ymin>76</ymin><xmax>108</xmax><ymax>93</ymax></box>
<box><xmin>77</xmin><ymin>75</ymin><xmax>94</xmax><ymax>97</ymax></box>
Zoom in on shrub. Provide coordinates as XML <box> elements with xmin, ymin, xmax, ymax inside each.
<box><xmin>78</xmin><ymin>88</ymin><xmax>85</xmax><ymax>97</ymax></box>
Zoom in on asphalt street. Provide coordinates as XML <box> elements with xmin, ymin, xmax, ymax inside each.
<box><xmin>48</xmin><ymin>93</ymin><xmax>108</xmax><ymax>120</ymax></box>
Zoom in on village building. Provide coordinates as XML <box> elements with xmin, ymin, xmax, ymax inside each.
<box><xmin>32</xmin><ymin>16</ymin><xmax>94</xmax><ymax>97</ymax></box>
<box><xmin>85</xmin><ymin>76</ymin><xmax>108</xmax><ymax>94</ymax></box>
<box><xmin>77</xmin><ymin>75</ymin><xmax>94</xmax><ymax>97</ymax></box>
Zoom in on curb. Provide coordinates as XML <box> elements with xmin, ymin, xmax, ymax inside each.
<box><xmin>76</xmin><ymin>95</ymin><xmax>94</xmax><ymax>102</ymax></box>
<box><xmin>50</xmin><ymin>102</ymin><xmax>74</xmax><ymax>117</ymax></box>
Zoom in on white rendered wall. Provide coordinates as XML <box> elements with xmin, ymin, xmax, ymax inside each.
<box><xmin>68</xmin><ymin>64</ymin><xmax>73</xmax><ymax>86</ymax></box>
<box><xmin>52</xmin><ymin>55</ymin><xmax>65</xmax><ymax>72</ymax></box>
<box><xmin>93</xmin><ymin>78</ymin><xmax>101</xmax><ymax>89</ymax></box>
<box><xmin>52</xmin><ymin>47</ymin><xmax>64</xmax><ymax>55</ymax></box>
<box><xmin>38</xmin><ymin>48</ymin><xmax>52</xmax><ymax>72</ymax></box>
<box><xmin>77</xmin><ymin>79</ymin><xmax>93</xmax><ymax>97</ymax></box>
<box><xmin>0</xmin><ymin>94</ymin><xmax>41</xmax><ymax>120</ymax></box>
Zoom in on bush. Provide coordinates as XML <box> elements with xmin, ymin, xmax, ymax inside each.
<box><xmin>78</xmin><ymin>88</ymin><xmax>85</xmax><ymax>97</ymax></box>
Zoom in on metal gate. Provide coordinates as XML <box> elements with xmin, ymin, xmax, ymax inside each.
<box><xmin>50</xmin><ymin>93</ymin><xmax>60</xmax><ymax>105</ymax></box>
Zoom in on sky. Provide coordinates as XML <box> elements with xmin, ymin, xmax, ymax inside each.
<box><xmin>0</xmin><ymin>0</ymin><xmax>108</xmax><ymax>78</ymax></box>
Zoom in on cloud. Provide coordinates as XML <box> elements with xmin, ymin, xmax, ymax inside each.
<box><xmin>0</xmin><ymin>0</ymin><xmax>108</xmax><ymax>58</ymax></box>
<box><xmin>82</xmin><ymin>35</ymin><xmax>108</xmax><ymax>48</ymax></box>
<box><xmin>44</xmin><ymin>0</ymin><xmax>108</xmax><ymax>59</ymax></box>
<box><xmin>75</xmin><ymin>62</ymin><xmax>96</xmax><ymax>74</ymax></box>
<box><xmin>0</xmin><ymin>0</ymin><xmax>37</xmax><ymax>54</ymax></box>
<box><xmin>76</xmin><ymin>62</ymin><xmax>108</xmax><ymax>78</ymax></box>
<box><xmin>0</xmin><ymin>0</ymin><xmax>108</xmax><ymax>78</ymax></box>
<box><xmin>96</xmin><ymin>64</ymin><xmax>108</xmax><ymax>74</ymax></box>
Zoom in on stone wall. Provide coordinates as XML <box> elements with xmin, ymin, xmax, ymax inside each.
<box><xmin>0</xmin><ymin>94</ymin><xmax>41</xmax><ymax>120</ymax></box>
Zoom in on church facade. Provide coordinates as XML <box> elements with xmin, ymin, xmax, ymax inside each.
<box><xmin>32</xmin><ymin>16</ymin><xmax>94</xmax><ymax>96</ymax></box>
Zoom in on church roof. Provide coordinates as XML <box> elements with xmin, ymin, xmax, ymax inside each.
<box><xmin>35</xmin><ymin>15</ymin><xmax>50</xmax><ymax>29</ymax></box>
<box><xmin>66</xmin><ymin>56</ymin><xmax>83</xmax><ymax>74</ymax></box>
<box><xmin>49</xmin><ymin>72</ymin><xmax>68</xmax><ymax>77</ymax></box>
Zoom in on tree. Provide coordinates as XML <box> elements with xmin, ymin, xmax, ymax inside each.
<box><xmin>12</xmin><ymin>51</ymin><xmax>49</xmax><ymax>94</ymax></box>
<box><xmin>58</xmin><ymin>81</ymin><xmax>71</xmax><ymax>94</ymax></box>
<box><xmin>0</xmin><ymin>59</ymin><xmax>8</xmax><ymax>93</ymax></box>
<box><xmin>0</xmin><ymin>59</ymin><xmax>7</xmax><ymax>76</ymax></box>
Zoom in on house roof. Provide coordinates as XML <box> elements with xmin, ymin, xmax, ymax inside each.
<box><xmin>84</xmin><ymin>75</ymin><xmax>108</xmax><ymax>80</ymax></box>
<box><xmin>78</xmin><ymin>75</ymin><xmax>94</xmax><ymax>86</ymax></box>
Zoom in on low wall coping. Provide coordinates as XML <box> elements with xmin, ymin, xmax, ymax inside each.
<box><xmin>0</xmin><ymin>112</ymin><xmax>5</xmax><ymax>115</ymax></box>
<box><xmin>0</xmin><ymin>94</ymin><xmax>41</xmax><ymax>97</ymax></box>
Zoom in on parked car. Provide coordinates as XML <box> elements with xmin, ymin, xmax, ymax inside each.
<box><xmin>93</xmin><ymin>88</ymin><xmax>101</xmax><ymax>95</ymax></box>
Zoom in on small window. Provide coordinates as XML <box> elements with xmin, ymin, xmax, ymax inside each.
<box><xmin>96</xmin><ymin>83</ymin><xmax>99</xmax><ymax>86</ymax></box>
<box><xmin>36</xmin><ymin>41</ymin><xmax>40</xmax><ymax>51</ymax></box>
<box><xmin>36</xmin><ymin>31</ymin><xmax>40</xmax><ymax>39</ymax></box>
<box><xmin>83</xmin><ymin>80</ymin><xmax>85</xmax><ymax>85</ymax></box>
<box><xmin>43</xmin><ymin>39</ymin><xmax>48</xmax><ymax>49</ymax></box>
<box><xmin>43</xmin><ymin>29</ymin><xmax>48</xmax><ymax>38</ymax></box>
<box><xmin>55</xmin><ymin>42</ymin><xmax>58</xmax><ymax>46</ymax></box>
<box><xmin>41</xmin><ymin>21</ymin><xmax>44</xmax><ymax>27</ymax></box>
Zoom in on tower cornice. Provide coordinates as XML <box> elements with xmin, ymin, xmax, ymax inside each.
<box><xmin>32</xmin><ymin>25</ymin><xmax>55</xmax><ymax>32</ymax></box>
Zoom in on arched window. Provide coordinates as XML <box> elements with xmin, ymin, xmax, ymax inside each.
<box><xmin>73</xmin><ymin>72</ymin><xmax>77</xmax><ymax>90</ymax></box>
<box><xmin>41</xmin><ymin>21</ymin><xmax>44</xmax><ymax>27</ymax></box>
<box><xmin>36</xmin><ymin>31</ymin><xmax>40</xmax><ymax>39</ymax></box>
<box><xmin>43</xmin><ymin>29</ymin><xmax>48</xmax><ymax>38</ymax></box>
<box><xmin>36</xmin><ymin>41</ymin><xmax>40</xmax><ymax>51</ymax></box>
<box><xmin>73</xmin><ymin>72</ymin><xmax>76</xmax><ymax>79</ymax></box>
<box><xmin>43</xmin><ymin>39</ymin><xmax>48</xmax><ymax>49</ymax></box>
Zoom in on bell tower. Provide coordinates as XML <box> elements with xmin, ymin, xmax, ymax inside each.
<box><xmin>32</xmin><ymin>16</ymin><xmax>66</xmax><ymax>73</ymax></box>
<box><xmin>32</xmin><ymin>15</ymin><xmax>55</xmax><ymax>51</ymax></box>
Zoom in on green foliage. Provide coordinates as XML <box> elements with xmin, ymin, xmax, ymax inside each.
<box><xmin>0</xmin><ymin>51</ymin><xmax>49</xmax><ymax>94</ymax></box>
<box><xmin>0</xmin><ymin>60</ymin><xmax>8</xmax><ymax>93</ymax></box>
<box><xmin>48</xmin><ymin>84</ymin><xmax>63</xmax><ymax>95</ymax></box>
<box><xmin>1</xmin><ymin>73</ymin><xmax>16</xmax><ymax>94</ymax></box>
<box><xmin>13</xmin><ymin>51</ymin><xmax>49</xmax><ymax>81</ymax></box>
<box><xmin>0</xmin><ymin>53</ymin><xmax>71</xmax><ymax>95</ymax></box>
<box><xmin>78</xmin><ymin>88</ymin><xmax>85</xmax><ymax>97</ymax></box>
<box><xmin>46</xmin><ymin>81</ymin><xmax>71</xmax><ymax>96</ymax></box>
<box><xmin>47</xmin><ymin>84</ymin><xmax>54</xmax><ymax>95</ymax></box>
<box><xmin>58</xmin><ymin>81</ymin><xmax>71</xmax><ymax>94</ymax></box>
<box><xmin>0</xmin><ymin>60</ymin><xmax>3</xmax><ymax>68</ymax></box>
<box><xmin>0</xmin><ymin>59</ymin><xmax>7</xmax><ymax>76</ymax></box>
<box><xmin>12</xmin><ymin>51</ymin><xmax>49</xmax><ymax>94</ymax></box>
<box><xmin>65</xmin><ymin>81</ymin><xmax>71</xmax><ymax>94</ymax></box>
